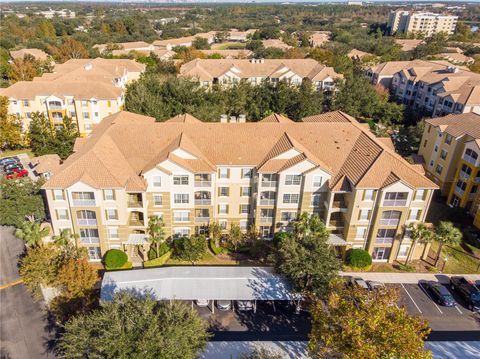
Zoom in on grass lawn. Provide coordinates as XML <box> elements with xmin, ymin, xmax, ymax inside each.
<box><xmin>211</xmin><ymin>42</ymin><xmax>246</xmax><ymax>50</ymax></box>
<box><xmin>166</xmin><ymin>250</ymin><xmax>239</xmax><ymax>266</ymax></box>
<box><xmin>0</xmin><ymin>148</ymin><xmax>34</xmax><ymax>159</ymax></box>
<box><xmin>430</xmin><ymin>241</ymin><xmax>480</xmax><ymax>274</ymax></box>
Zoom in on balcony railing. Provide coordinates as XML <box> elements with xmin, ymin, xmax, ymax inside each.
<box><xmin>195</xmin><ymin>217</ymin><xmax>210</xmax><ymax>223</ymax></box>
<box><xmin>261</xmin><ymin>181</ymin><xmax>277</xmax><ymax>188</ymax></box>
<box><xmin>332</xmin><ymin>200</ymin><xmax>347</xmax><ymax>209</ymax></box>
<box><xmin>48</xmin><ymin>105</ymin><xmax>63</xmax><ymax>110</ymax></box>
<box><xmin>260</xmin><ymin>199</ymin><xmax>275</xmax><ymax>205</ymax></box>
<box><xmin>463</xmin><ymin>154</ymin><xmax>477</xmax><ymax>166</ymax></box>
<box><xmin>72</xmin><ymin>199</ymin><xmax>96</xmax><ymax>207</ymax></box>
<box><xmin>195</xmin><ymin>199</ymin><xmax>211</xmax><ymax>205</ymax></box>
<box><xmin>128</xmin><ymin>201</ymin><xmax>143</xmax><ymax>208</ymax></box>
<box><xmin>129</xmin><ymin>220</ymin><xmax>144</xmax><ymax>227</ymax></box>
<box><xmin>329</xmin><ymin>219</ymin><xmax>345</xmax><ymax>228</ymax></box>
<box><xmin>77</xmin><ymin>219</ymin><xmax>97</xmax><ymax>226</ymax></box>
<box><xmin>260</xmin><ymin>216</ymin><xmax>274</xmax><ymax>223</ymax></box>
<box><xmin>455</xmin><ymin>186</ymin><xmax>465</xmax><ymax>196</ymax></box>
<box><xmin>380</xmin><ymin>219</ymin><xmax>400</xmax><ymax>226</ymax></box>
<box><xmin>459</xmin><ymin>170</ymin><xmax>471</xmax><ymax>179</ymax></box>
<box><xmin>194</xmin><ymin>181</ymin><xmax>211</xmax><ymax>187</ymax></box>
<box><xmin>80</xmin><ymin>236</ymin><xmax>100</xmax><ymax>244</ymax></box>
<box><xmin>174</xmin><ymin>218</ymin><xmax>190</xmax><ymax>223</ymax></box>
<box><xmin>375</xmin><ymin>237</ymin><xmax>394</xmax><ymax>244</ymax></box>
<box><xmin>383</xmin><ymin>199</ymin><xmax>407</xmax><ymax>207</ymax></box>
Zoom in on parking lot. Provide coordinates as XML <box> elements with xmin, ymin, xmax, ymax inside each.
<box><xmin>0</xmin><ymin>153</ymin><xmax>36</xmax><ymax>180</ymax></box>
<box><xmin>390</xmin><ymin>282</ymin><xmax>480</xmax><ymax>339</ymax></box>
<box><xmin>192</xmin><ymin>300</ymin><xmax>311</xmax><ymax>341</ymax></box>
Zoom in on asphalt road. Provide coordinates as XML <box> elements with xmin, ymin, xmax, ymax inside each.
<box><xmin>0</xmin><ymin>226</ymin><xmax>54</xmax><ymax>358</ymax></box>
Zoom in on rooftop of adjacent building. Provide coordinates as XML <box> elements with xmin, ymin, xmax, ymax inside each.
<box><xmin>426</xmin><ymin>112</ymin><xmax>480</xmax><ymax>141</ymax></box>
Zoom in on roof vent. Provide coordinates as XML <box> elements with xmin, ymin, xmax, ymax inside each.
<box><xmin>84</xmin><ymin>63</ymin><xmax>93</xmax><ymax>71</ymax></box>
<box><xmin>220</xmin><ymin>114</ymin><xmax>228</xmax><ymax>123</ymax></box>
<box><xmin>238</xmin><ymin>114</ymin><xmax>246</xmax><ymax>123</ymax></box>
<box><xmin>230</xmin><ymin>116</ymin><xmax>237</xmax><ymax>123</ymax></box>
<box><xmin>447</xmin><ymin>66</ymin><xmax>458</xmax><ymax>73</ymax></box>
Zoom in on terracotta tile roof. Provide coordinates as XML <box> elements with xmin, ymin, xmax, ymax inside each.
<box><xmin>93</xmin><ymin>41</ymin><xmax>153</xmax><ymax>52</ymax></box>
<box><xmin>262</xmin><ymin>39</ymin><xmax>292</xmax><ymax>50</ymax></box>
<box><xmin>348</xmin><ymin>49</ymin><xmax>373</xmax><ymax>60</ymax></box>
<box><xmin>199</xmin><ymin>49</ymin><xmax>254</xmax><ymax>59</ymax></box>
<box><xmin>43</xmin><ymin>110</ymin><xmax>437</xmax><ymax>191</ymax></box>
<box><xmin>426</xmin><ymin>113</ymin><xmax>480</xmax><ymax>139</ymax></box>
<box><xmin>31</xmin><ymin>154</ymin><xmax>62</xmax><ymax>175</ymax></box>
<box><xmin>153</xmin><ymin>32</ymin><xmax>216</xmax><ymax>48</ymax></box>
<box><xmin>10</xmin><ymin>48</ymin><xmax>49</xmax><ymax>61</ymax></box>
<box><xmin>260</xmin><ymin>113</ymin><xmax>294</xmax><ymax>123</ymax></box>
<box><xmin>394</xmin><ymin>39</ymin><xmax>424</xmax><ymax>52</ymax></box>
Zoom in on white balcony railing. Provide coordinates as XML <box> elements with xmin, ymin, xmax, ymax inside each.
<box><xmin>261</xmin><ymin>181</ymin><xmax>277</xmax><ymax>188</ymax></box>
<box><xmin>195</xmin><ymin>217</ymin><xmax>210</xmax><ymax>223</ymax></box>
<box><xmin>379</xmin><ymin>219</ymin><xmax>400</xmax><ymax>226</ymax></box>
<box><xmin>77</xmin><ymin>219</ymin><xmax>97</xmax><ymax>226</ymax></box>
<box><xmin>260</xmin><ymin>216</ymin><xmax>274</xmax><ymax>223</ymax></box>
<box><xmin>194</xmin><ymin>181</ymin><xmax>211</xmax><ymax>187</ymax></box>
<box><xmin>383</xmin><ymin>200</ymin><xmax>407</xmax><ymax>207</ymax></box>
<box><xmin>195</xmin><ymin>199</ymin><xmax>211</xmax><ymax>205</ymax></box>
<box><xmin>72</xmin><ymin>199</ymin><xmax>96</xmax><ymax>207</ymax></box>
<box><xmin>375</xmin><ymin>237</ymin><xmax>394</xmax><ymax>244</ymax></box>
<box><xmin>463</xmin><ymin>154</ymin><xmax>477</xmax><ymax>166</ymax></box>
<box><xmin>80</xmin><ymin>236</ymin><xmax>100</xmax><ymax>244</ymax></box>
<box><xmin>260</xmin><ymin>199</ymin><xmax>275</xmax><ymax>205</ymax></box>
<box><xmin>455</xmin><ymin>187</ymin><xmax>465</xmax><ymax>196</ymax></box>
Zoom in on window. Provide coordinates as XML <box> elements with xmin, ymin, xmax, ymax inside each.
<box><xmin>103</xmin><ymin>189</ymin><xmax>115</xmax><ymax>201</ymax></box>
<box><xmin>414</xmin><ymin>190</ymin><xmax>425</xmax><ymax>201</ymax></box>
<box><xmin>53</xmin><ymin>189</ymin><xmax>64</xmax><ymax>200</ymax></box>
<box><xmin>173</xmin><ymin>228</ymin><xmax>190</xmax><ymax>238</ymax></box>
<box><xmin>218</xmin><ymin>187</ymin><xmax>229</xmax><ymax>197</ymax></box>
<box><xmin>105</xmin><ymin>209</ymin><xmax>118</xmax><ymax>220</ymax></box>
<box><xmin>152</xmin><ymin>176</ymin><xmax>161</xmax><ymax>187</ymax></box>
<box><xmin>239</xmin><ymin>220</ymin><xmax>248</xmax><ymax>231</ymax></box>
<box><xmin>56</xmin><ymin>209</ymin><xmax>69</xmax><ymax>220</ymax></box>
<box><xmin>423</xmin><ymin>140</ymin><xmax>428</xmax><ymax>147</ymax></box>
<box><xmin>242</xmin><ymin>168</ymin><xmax>253</xmax><ymax>178</ymax></box>
<box><xmin>241</xmin><ymin>186</ymin><xmax>251</xmax><ymax>197</ymax></box>
<box><xmin>219</xmin><ymin>220</ymin><xmax>227</xmax><ymax>230</ymax></box>
<box><xmin>445</xmin><ymin>134</ymin><xmax>453</xmax><ymax>145</ymax></box>
<box><xmin>435</xmin><ymin>164</ymin><xmax>443</xmax><ymax>175</ymax></box>
<box><xmin>384</xmin><ymin>192</ymin><xmax>408</xmax><ymax>206</ymax></box>
<box><xmin>92</xmin><ymin>100</ymin><xmax>97</xmax><ymax>106</ymax></box>
<box><xmin>398</xmin><ymin>245</ymin><xmax>410</xmax><ymax>258</ymax></box>
<box><xmin>70</xmin><ymin>111</ymin><xmax>76</xmax><ymax>118</ymax></box>
<box><xmin>281</xmin><ymin>211</ymin><xmax>296</xmax><ymax>222</ymax></box>
<box><xmin>149</xmin><ymin>194</ymin><xmax>161</xmax><ymax>207</ymax></box>
<box><xmin>174</xmin><ymin>211</ymin><xmax>189</xmax><ymax>222</ymax></box>
<box><xmin>312</xmin><ymin>175</ymin><xmax>322</xmax><ymax>187</ymax></box>
<box><xmin>107</xmin><ymin>100</ymin><xmax>111</xmax><ymax>107</ymax></box>
<box><xmin>108</xmin><ymin>227</ymin><xmax>119</xmax><ymax>239</ymax></box>
<box><xmin>82</xmin><ymin>100</ymin><xmax>88</xmax><ymax>107</ymax></box>
<box><xmin>94</xmin><ymin>112</ymin><xmax>99</xmax><ymax>118</ymax></box>
<box><xmin>311</xmin><ymin>194</ymin><xmax>321</xmax><ymax>207</ymax></box>
<box><xmin>372</xmin><ymin>247</ymin><xmax>391</xmax><ymax>261</ymax></box>
<box><xmin>23</xmin><ymin>100</ymin><xmax>29</xmax><ymax>107</ymax></box>
<box><xmin>218</xmin><ymin>168</ymin><xmax>229</xmax><ymax>179</ymax></box>
<box><xmin>283</xmin><ymin>194</ymin><xmax>299</xmax><ymax>204</ymax></box>
<box><xmin>376</xmin><ymin>229</ymin><xmax>395</xmax><ymax>244</ymax></box>
<box><xmin>440</xmin><ymin>149</ymin><xmax>448</xmax><ymax>160</ymax></box>
<box><xmin>409</xmin><ymin>209</ymin><xmax>422</xmax><ymax>220</ymax></box>
<box><xmin>363</xmin><ymin>190</ymin><xmax>375</xmax><ymax>201</ymax></box>
<box><xmin>239</xmin><ymin>204</ymin><xmax>250</xmax><ymax>215</ymax></box>
<box><xmin>464</xmin><ymin>149</ymin><xmax>479</xmax><ymax>165</ymax></box>
<box><xmin>355</xmin><ymin>227</ymin><xmax>367</xmax><ymax>240</ymax></box>
<box><xmin>26</xmin><ymin>112</ymin><xmax>31</xmax><ymax>119</ymax></box>
<box><xmin>285</xmin><ymin>174</ymin><xmax>302</xmax><ymax>185</ymax></box>
<box><xmin>174</xmin><ymin>194</ymin><xmax>189</xmax><ymax>204</ymax></box>
<box><xmin>358</xmin><ymin>209</ymin><xmax>371</xmax><ymax>221</ymax></box>
<box><xmin>173</xmin><ymin>175</ymin><xmax>189</xmax><ymax>185</ymax></box>
<box><xmin>460</xmin><ymin>164</ymin><xmax>472</xmax><ymax>177</ymax></box>
<box><xmin>80</xmin><ymin>228</ymin><xmax>99</xmax><ymax>244</ymax></box>
<box><xmin>218</xmin><ymin>204</ymin><xmax>229</xmax><ymax>215</ymax></box>
<box><xmin>87</xmin><ymin>247</ymin><xmax>101</xmax><ymax>261</ymax></box>
<box><xmin>380</xmin><ymin>210</ymin><xmax>401</xmax><ymax>226</ymax></box>
<box><xmin>434</xmin><ymin>145</ymin><xmax>438</xmax><ymax>152</ymax></box>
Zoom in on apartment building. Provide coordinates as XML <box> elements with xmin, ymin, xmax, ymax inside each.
<box><xmin>418</xmin><ymin>113</ymin><xmax>480</xmax><ymax>229</ymax></box>
<box><xmin>366</xmin><ymin>60</ymin><xmax>480</xmax><ymax>117</ymax></box>
<box><xmin>0</xmin><ymin>58</ymin><xmax>145</xmax><ymax>136</ymax></box>
<box><xmin>388</xmin><ymin>10</ymin><xmax>458</xmax><ymax>36</ymax></box>
<box><xmin>43</xmin><ymin>110</ymin><xmax>436</xmax><ymax>264</ymax></box>
<box><xmin>179</xmin><ymin>58</ymin><xmax>343</xmax><ymax>90</ymax></box>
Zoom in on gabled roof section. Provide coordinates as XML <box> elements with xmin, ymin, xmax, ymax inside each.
<box><xmin>381</xmin><ymin>172</ymin><xmax>402</xmax><ymax>189</ymax></box>
<box><xmin>260</xmin><ymin>113</ymin><xmax>294</xmax><ymax>123</ymax></box>
<box><xmin>166</xmin><ymin>113</ymin><xmax>202</xmax><ymax>123</ymax></box>
<box><xmin>330</xmin><ymin>175</ymin><xmax>352</xmax><ymax>192</ymax></box>
<box><xmin>302</xmin><ymin>111</ymin><xmax>355</xmax><ymax>123</ymax></box>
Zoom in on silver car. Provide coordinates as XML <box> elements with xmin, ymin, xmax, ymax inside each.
<box><xmin>195</xmin><ymin>299</ymin><xmax>209</xmax><ymax>307</ymax></box>
<box><xmin>217</xmin><ymin>300</ymin><xmax>231</xmax><ymax>311</ymax></box>
<box><xmin>366</xmin><ymin>280</ymin><xmax>385</xmax><ymax>291</ymax></box>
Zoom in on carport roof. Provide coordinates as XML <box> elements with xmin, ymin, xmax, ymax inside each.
<box><xmin>100</xmin><ymin>266</ymin><xmax>299</xmax><ymax>301</ymax></box>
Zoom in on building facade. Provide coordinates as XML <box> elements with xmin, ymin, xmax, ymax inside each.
<box><xmin>388</xmin><ymin>11</ymin><xmax>458</xmax><ymax>36</ymax></box>
<box><xmin>366</xmin><ymin>60</ymin><xmax>480</xmax><ymax>117</ymax></box>
<box><xmin>179</xmin><ymin>58</ymin><xmax>343</xmax><ymax>91</ymax></box>
<box><xmin>418</xmin><ymin>113</ymin><xmax>480</xmax><ymax>228</ymax></box>
<box><xmin>0</xmin><ymin>58</ymin><xmax>145</xmax><ymax>136</ymax></box>
<box><xmin>43</xmin><ymin>111</ymin><xmax>437</xmax><ymax>264</ymax></box>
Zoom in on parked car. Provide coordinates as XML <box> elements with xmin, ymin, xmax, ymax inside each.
<box><xmin>367</xmin><ymin>280</ymin><xmax>386</xmax><ymax>291</ymax></box>
<box><xmin>4</xmin><ymin>169</ymin><xmax>28</xmax><ymax>179</ymax></box>
<box><xmin>4</xmin><ymin>163</ymin><xmax>23</xmax><ymax>172</ymax></box>
<box><xmin>216</xmin><ymin>300</ymin><xmax>231</xmax><ymax>311</ymax></box>
<box><xmin>450</xmin><ymin>276</ymin><xmax>480</xmax><ymax>312</ymax></box>
<box><xmin>425</xmin><ymin>281</ymin><xmax>456</xmax><ymax>307</ymax></box>
<box><xmin>195</xmin><ymin>299</ymin><xmax>209</xmax><ymax>307</ymax></box>
<box><xmin>346</xmin><ymin>276</ymin><xmax>369</xmax><ymax>290</ymax></box>
<box><xmin>237</xmin><ymin>300</ymin><xmax>254</xmax><ymax>311</ymax></box>
<box><xmin>0</xmin><ymin>157</ymin><xmax>20</xmax><ymax>166</ymax></box>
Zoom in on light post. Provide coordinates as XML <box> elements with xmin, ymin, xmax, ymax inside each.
<box><xmin>441</xmin><ymin>255</ymin><xmax>448</xmax><ymax>272</ymax></box>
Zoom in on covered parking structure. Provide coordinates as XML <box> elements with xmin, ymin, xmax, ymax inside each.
<box><xmin>100</xmin><ymin>266</ymin><xmax>300</xmax><ymax>313</ymax></box>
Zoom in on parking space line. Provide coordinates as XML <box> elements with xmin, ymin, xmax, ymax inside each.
<box><xmin>400</xmin><ymin>284</ymin><xmax>422</xmax><ymax>314</ymax></box>
<box><xmin>418</xmin><ymin>283</ymin><xmax>443</xmax><ymax>315</ymax></box>
<box><xmin>454</xmin><ymin>305</ymin><xmax>463</xmax><ymax>315</ymax></box>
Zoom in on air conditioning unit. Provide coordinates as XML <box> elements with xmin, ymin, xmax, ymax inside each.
<box><xmin>238</xmin><ymin>114</ymin><xmax>246</xmax><ymax>123</ymax></box>
<box><xmin>220</xmin><ymin>114</ymin><xmax>228</xmax><ymax>123</ymax></box>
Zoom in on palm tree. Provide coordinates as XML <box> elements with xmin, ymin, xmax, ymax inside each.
<box><xmin>53</xmin><ymin>229</ymin><xmax>79</xmax><ymax>248</ymax></box>
<box><xmin>147</xmin><ymin>215</ymin><xmax>166</xmax><ymax>257</ymax></box>
<box><xmin>434</xmin><ymin>221</ymin><xmax>462</xmax><ymax>266</ymax></box>
<box><xmin>15</xmin><ymin>221</ymin><xmax>49</xmax><ymax>247</ymax></box>
<box><xmin>405</xmin><ymin>223</ymin><xmax>434</xmax><ymax>264</ymax></box>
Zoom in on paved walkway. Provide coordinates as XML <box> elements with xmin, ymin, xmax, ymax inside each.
<box><xmin>341</xmin><ymin>272</ymin><xmax>480</xmax><ymax>284</ymax></box>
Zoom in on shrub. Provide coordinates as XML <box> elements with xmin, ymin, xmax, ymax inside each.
<box><xmin>104</xmin><ymin>249</ymin><xmax>128</xmax><ymax>269</ymax></box>
<box><xmin>273</xmin><ymin>231</ymin><xmax>290</xmax><ymax>247</ymax></box>
<box><xmin>346</xmin><ymin>249</ymin><xmax>372</xmax><ymax>269</ymax></box>
<box><xmin>143</xmin><ymin>250</ymin><xmax>172</xmax><ymax>268</ymax></box>
<box><xmin>147</xmin><ymin>247</ymin><xmax>157</xmax><ymax>261</ymax></box>
<box><xmin>396</xmin><ymin>263</ymin><xmax>416</xmax><ymax>272</ymax></box>
<box><xmin>147</xmin><ymin>242</ymin><xmax>170</xmax><ymax>260</ymax></box>
<box><xmin>209</xmin><ymin>239</ymin><xmax>226</xmax><ymax>255</ymax></box>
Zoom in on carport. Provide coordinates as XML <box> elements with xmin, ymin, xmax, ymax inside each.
<box><xmin>100</xmin><ymin>266</ymin><xmax>300</xmax><ymax>313</ymax></box>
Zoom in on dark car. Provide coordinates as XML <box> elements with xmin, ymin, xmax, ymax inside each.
<box><xmin>450</xmin><ymin>276</ymin><xmax>480</xmax><ymax>312</ymax></box>
<box><xmin>0</xmin><ymin>157</ymin><xmax>20</xmax><ymax>166</ymax></box>
<box><xmin>425</xmin><ymin>281</ymin><xmax>456</xmax><ymax>307</ymax></box>
<box><xmin>4</xmin><ymin>162</ymin><xmax>23</xmax><ymax>172</ymax></box>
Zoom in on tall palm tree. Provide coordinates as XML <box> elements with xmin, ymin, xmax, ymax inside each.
<box><xmin>15</xmin><ymin>221</ymin><xmax>49</xmax><ymax>247</ymax></box>
<box><xmin>147</xmin><ymin>215</ymin><xmax>166</xmax><ymax>257</ymax></box>
<box><xmin>434</xmin><ymin>221</ymin><xmax>462</xmax><ymax>266</ymax></box>
<box><xmin>405</xmin><ymin>222</ymin><xmax>434</xmax><ymax>264</ymax></box>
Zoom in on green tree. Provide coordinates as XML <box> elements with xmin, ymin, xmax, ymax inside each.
<box><xmin>174</xmin><ymin>235</ymin><xmax>207</xmax><ymax>264</ymax></box>
<box><xmin>406</xmin><ymin>222</ymin><xmax>434</xmax><ymax>264</ymax></box>
<box><xmin>228</xmin><ymin>223</ymin><xmax>244</xmax><ymax>251</ymax></box>
<box><xmin>0</xmin><ymin>177</ymin><xmax>45</xmax><ymax>227</ymax></box>
<box><xmin>15</xmin><ymin>221</ymin><xmax>49</xmax><ymax>247</ymax></box>
<box><xmin>57</xmin><ymin>257</ymin><xmax>98</xmax><ymax>299</ymax></box>
<box><xmin>49</xmin><ymin>37</ymin><xmax>89</xmax><ymax>62</ymax></box>
<box><xmin>53</xmin><ymin>229</ymin><xmax>79</xmax><ymax>248</ymax></box>
<box><xmin>273</xmin><ymin>215</ymin><xmax>340</xmax><ymax>298</ymax></box>
<box><xmin>147</xmin><ymin>215</ymin><xmax>166</xmax><ymax>258</ymax></box>
<box><xmin>192</xmin><ymin>37</ymin><xmax>210</xmax><ymax>50</ymax></box>
<box><xmin>434</xmin><ymin>221</ymin><xmax>462</xmax><ymax>266</ymax></box>
<box><xmin>214</xmin><ymin>30</ymin><xmax>230</xmax><ymax>43</ymax></box>
<box><xmin>57</xmin><ymin>292</ymin><xmax>210</xmax><ymax>359</ymax></box>
<box><xmin>0</xmin><ymin>96</ymin><xmax>23</xmax><ymax>150</ymax></box>
<box><xmin>53</xmin><ymin>116</ymin><xmax>79</xmax><ymax>160</ymax></box>
<box><xmin>28</xmin><ymin>112</ymin><xmax>55</xmax><ymax>156</ymax></box>
<box><xmin>309</xmin><ymin>285</ymin><xmax>431</xmax><ymax>359</ymax></box>
<box><xmin>209</xmin><ymin>221</ymin><xmax>222</xmax><ymax>247</ymax></box>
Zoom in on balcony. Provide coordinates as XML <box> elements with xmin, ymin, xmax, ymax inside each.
<box><xmin>375</xmin><ymin>237</ymin><xmax>394</xmax><ymax>244</ymax></box>
<box><xmin>129</xmin><ymin>220</ymin><xmax>144</xmax><ymax>227</ymax></box>
<box><xmin>80</xmin><ymin>236</ymin><xmax>100</xmax><ymax>244</ymax></box>
<box><xmin>329</xmin><ymin>213</ymin><xmax>344</xmax><ymax>228</ymax></box>
<box><xmin>195</xmin><ymin>199</ymin><xmax>211</xmax><ymax>205</ymax></box>
<box><xmin>459</xmin><ymin>170</ymin><xmax>471</xmax><ymax>180</ymax></box>
<box><xmin>128</xmin><ymin>201</ymin><xmax>143</xmax><ymax>208</ymax></box>
<box><xmin>129</xmin><ymin>211</ymin><xmax>144</xmax><ymax>227</ymax></box>
<box><xmin>463</xmin><ymin>154</ymin><xmax>477</xmax><ymax>166</ymax></box>
<box><xmin>332</xmin><ymin>193</ymin><xmax>348</xmax><ymax>209</ymax></box>
<box><xmin>260</xmin><ymin>216</ymin><xmax>274</xmax><ymax>224</ymax></box>
<box><xmin>48</xmin><ymin>105</ymin><xmax>63</xmax><ymax>110</ymax></box>
<box><xmin>77</xmin><ymin>219</ymin><xmax>97</xmax><ymax>226</ymax></box>
<box><xmin>383</xmin><ymin>199</ymin><xmax>407</xmax><ymax>207</ymax></box>
<box><xmin>261</xmin><ymin>181</ymin><xmax>277</xmax><ymax>188</ymax></box>
<box><xmin>194</xmin><ymin>181</ymin><xmax>211</xmax><ymax>187</ymax></box>
<box><xmin>474</xmin><ymin>177</ymin><xmax>480</xmax><ymax>183</ymax></box>
<box><xmin>260</xmin><ymin>199</ymin><xmax>275</xmax><ymax>206</ymax></box>
<box><xmin>72</xmin><ymin>199</ymin><xmax>96</xmax><ymax>207</ymax></box>
<box><xmin>195</xmin><ymin>216</ymin><xmax>210</xmax><ymax>224</ymax></box>
<box><xmin>380</xmin><ymin>218</ymin><xmax>400</xmax><ymax>226</ymax></box>
<box><xmin>455</xmin><ymin>186</ymin><xmax>465</xmax><ymax>196</ymax></box>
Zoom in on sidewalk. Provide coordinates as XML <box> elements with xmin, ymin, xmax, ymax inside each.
<box><xmin>341</xmin><ymin>272</ymin><xmax>480</xmax><ymax>284</ymax></box>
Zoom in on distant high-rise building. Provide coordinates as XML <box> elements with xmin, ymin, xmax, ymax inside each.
<box><xmin>388</xmin><ymin>10</ymin><xmax>458</xmax><ymax>36</ymax></box>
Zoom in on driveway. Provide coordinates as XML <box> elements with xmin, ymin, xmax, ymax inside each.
<box><xmin>0</xmin><ymin>226</ymin><xmax>54</xmax><ymax>358</ymax></box>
